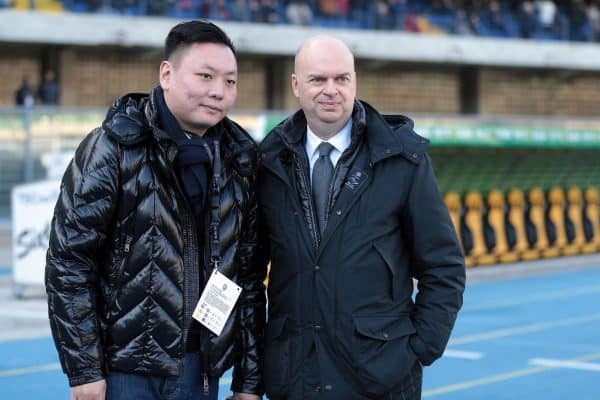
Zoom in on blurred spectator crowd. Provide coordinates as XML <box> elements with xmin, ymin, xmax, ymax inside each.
<box><xmin>14</xmin><ymin>70</ymin><xmax>60</xmax><ymax>107</ymax></box>
<box><xmin>3</xmin><ymin>0</ymin><xmax>600</xmax><ymax>42</ymax></box>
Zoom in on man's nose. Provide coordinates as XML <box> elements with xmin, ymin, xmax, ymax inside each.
<box><xmin>208</xmin><ymin>79</ymin><xmax>225</xmax><ymax>99</ymax></box>
<box><xmin>323</xmin><ymin>79</ymin><xmax>338</xmax><ymax>96</ymax></box>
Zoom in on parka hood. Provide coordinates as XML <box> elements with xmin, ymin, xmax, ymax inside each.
<box><xmin>102</xmin><ymin>92</ymin><xmax>153</xmax><ymax>146</ymax></box>
<box><xmin>260</xmin><ymin>100</ymin><xmax>429</xmax><ymax>166</ymax></box>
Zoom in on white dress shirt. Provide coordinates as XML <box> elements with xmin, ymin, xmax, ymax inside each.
<box><xmin>305</xmin><ymin>119</ymin><xmax>353</xmax><ymax>179</ymax></box>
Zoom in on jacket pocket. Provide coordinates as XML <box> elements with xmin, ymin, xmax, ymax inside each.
<box><xmin>106</xmin><ymin>235</ymin><xmax>133</xmax><ymax>321</ymax></box>
<box><xmin>352</xmin><ymin>314</ymin><xmax>418</xmax><ymax>398</ymax></box>
<box><xmin>264</xmin><ymin>314</ymin><xmax>290</xmax><ymax>397</ymax></box>
<box><xmin>373</xmin><ymin>237</ymin><xmax>399</xmax><ymax>300</ymax></box>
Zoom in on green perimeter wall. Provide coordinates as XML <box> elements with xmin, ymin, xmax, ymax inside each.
<box><xmin>431</xmin><ymin>148</ymin><xmax>600</xmax><ymax>195</ymax></box>
<box><xmin>1</xmin><ymin>111</ymin><xmax>600</xmax><ymax>217</ymax></box>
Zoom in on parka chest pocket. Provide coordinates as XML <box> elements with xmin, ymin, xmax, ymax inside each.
<box><xmin>352</xmin><ymin>315</ymin><xmax>418</xmax><ymax>397</ymax></box>
<box><xmin>373</xmin><ymin>235</ymin><xmax>402</xmax><ymax>300</ymax></box>
<box><xmin>264</xmin><ymin>314</ymin><xmax>291</xmax><ymax>397</ymax></box>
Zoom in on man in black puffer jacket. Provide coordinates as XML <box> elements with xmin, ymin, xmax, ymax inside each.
<box><xmin>45</xmin><ymin>20</ymin><xmax>265</xmax><ymax>400</ymax></box>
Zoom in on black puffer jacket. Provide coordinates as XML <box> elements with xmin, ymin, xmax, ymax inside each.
<box><xmin>45</xmin><ymin>89</ymin><xmax>266</xmax><ymax>394</ymax></box>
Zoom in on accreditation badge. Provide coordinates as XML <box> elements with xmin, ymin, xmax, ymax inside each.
<box><xmin>193</xmin><ymin>269</ymin><xmax>242</xmax><ymax>336</ymax></box>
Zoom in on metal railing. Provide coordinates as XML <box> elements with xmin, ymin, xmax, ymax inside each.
<box><xmin>0</xmin><ymin>106</ymin><xmax>104</xmax><ymax>217</ymax></box>
<box><xmin>2</xmin><ymin>106</ymin><xmax>600</xmax><ymax>218</ymax></box>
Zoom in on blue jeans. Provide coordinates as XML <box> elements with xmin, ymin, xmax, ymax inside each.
<box><xmin>107</xmin><ymin>353</ymin><xmax>219</xmax><ymax>400</ymax></box>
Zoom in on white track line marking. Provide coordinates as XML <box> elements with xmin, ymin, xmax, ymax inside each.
<box><xmin>0</xmin><ymin>309</ymin><xmax>49</xmax><ymax>319</ymax></box>
<box><xmin>464</xmin><ymin>285</ymin><xmax>600</xmax><ymax>312</ymax></box>
<box><xmin>0</xmin><ymin>331</ymin><xmax>50</xmax><ymax>343</ymax></box>
<box><xmin>443</xmin><ymin>349</ymin><xmax>484</xmax><ymax>360</ymax></box>
<box><xmin>449</xmin><ymin>312</ymin><xmax>600</xmax><ymax>345</ymax></box>
<box><xmin>423</xmin><ymin>352</ymin><xmax>600</xmax><ymax>397</ymax></box>
<box><xmin>0</xmin><ymin>363</ymin><xmax>61</xmax><ymax>378</ymax></box>
<box><xmin>529</xmin><ymin>358</ymin><xmax>600</xmax><ymax>372</ymax></box>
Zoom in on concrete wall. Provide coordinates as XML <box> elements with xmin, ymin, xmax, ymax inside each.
<box><xmin>3</xmin><ymin>47</ymin><xmax>268</xmax><ymax>109</ymax></box>
<box><xmin>479</xmin><ymin>69</ymin><xmax>600</xmax><ymax>116</ymax></box>
<box><xmin>280</xmin><ymin>59</ymin><xmax>460</xmax><ymax>114</ymax></box>
<box><xmin>2</xmin><ymin>52</ymin><xmax>41</xmax><ymax>106</ymax></box>
<box><xmin>3</xmin><ymin>45</ymin><xmax>600</xmax><ymax>117</ymax></box>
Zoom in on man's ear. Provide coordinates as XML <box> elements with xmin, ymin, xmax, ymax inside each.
<box><xmin>291</xmin><ymin>73</ymin><xmax>300</xmax><ymax>98</ymax></box>
<box><xmin>159</xmin><ymin>60</ymin><xmax>172</xmax><ymax>90</ymax></box>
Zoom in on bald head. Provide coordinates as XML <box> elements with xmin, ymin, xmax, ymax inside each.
<box><xmin>291</xmin><ymin>35</ymin><xmax>357</xmax><ymax>139</ymax></box>
<box><xmin>294</xmin><ymin>35</ymin><xmax>355</xmax><ymax>75</ymax></box>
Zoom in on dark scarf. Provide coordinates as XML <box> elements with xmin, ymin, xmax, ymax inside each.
<box><xmin>154</xmin><ymin>87</ymin><xmax>213</xmax><ymax>218</ymax></box>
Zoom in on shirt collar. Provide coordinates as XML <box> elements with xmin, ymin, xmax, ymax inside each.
<box><xmin>306</xmin><ymin>118</ymin><xmax>353</xmax><ymax>159</ymax></box>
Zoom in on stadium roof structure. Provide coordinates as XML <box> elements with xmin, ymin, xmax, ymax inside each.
<box><xmin>2</xmin><ymin>9</ymin><xmax>600</xmax><ymax>71</ymax></box>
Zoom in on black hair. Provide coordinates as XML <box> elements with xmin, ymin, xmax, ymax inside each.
<box><xmin>164</xmin><ymin>19</ymin><xmax>236</xmax><ymax>60</ymax></box>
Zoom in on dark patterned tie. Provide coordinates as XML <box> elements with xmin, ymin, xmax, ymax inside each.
<box><xmin>312</xmin><ymin>142</ymin><xmax>335</xmax><ymax>235</ymax></box>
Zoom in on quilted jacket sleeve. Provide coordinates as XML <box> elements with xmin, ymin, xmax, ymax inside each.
<box><xmin>45</xmin><ymin>128</ymin><xmax>120</xmax><ymax>387</ymax></box>
<box><xmin>231</xmin><ymin>170</ymin><xmax>267</xmax><ymax>395</ymax></box>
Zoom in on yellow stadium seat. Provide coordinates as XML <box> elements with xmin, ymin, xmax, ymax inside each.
<box><xmin>14</xmin><ymin>0</ymin><xmax>63</xmax><ymax>11</ymax></box>
<box><xmin>463</xmin><ymin>191</ymin><xmax>495</xmax><ymax>266</ymax></box>
<box><xmin>547</xmin><ymin>187</ymin><xmax>579</xmax><ymax>256</ymax></box>
<box><xmin>582</xmin><ymin>187</ymin><xmax>600</xmax><ymax>253</ymax></box>
<box><xmin>444</xmin><ymin>191</ymin><xmax>464</xmax><ymax>254</ymax></box>
<box><xmin>507</xmin><ymin>189</ymin><xmax>539</xmax><ymax>261</ymax></box>
<box><xmin>485</xmin><ymin>189</ymin><xmax>519</xmax><ymax>263</ymax></box>
<box><xmin>566</xmin><ymin>187</ymin><xmax>589</xmax><ymax>254</ymax></box>
<box><xmin>528</xmin><ymin>187</ymin><xmax>560</xmax><ymax>258</ymax></box>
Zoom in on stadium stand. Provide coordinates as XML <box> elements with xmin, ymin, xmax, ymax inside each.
<box><xmin>4</xmin><ymin>0</ymin><xmax>600</xmax><ymax>42</ymax></box>
<box><xmin>1</xmin><ymin>3</ymin><xmax>600</xmax><ymax>269</ymax></box>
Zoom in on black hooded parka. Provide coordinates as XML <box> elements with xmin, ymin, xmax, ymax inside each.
<box><xmin>257</xmin><ymin>101</ymin><xmax>465</xmax><ymax>399</ymax></box>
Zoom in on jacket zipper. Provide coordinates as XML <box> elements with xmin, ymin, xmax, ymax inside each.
<box><xmin>293</xmin><ymin>152</ymin><xmax>320</xmax><ymax>249</ymax></box>
<box><xmin>324</xmin><ymin>129</ymin><xmax>360</xmax><ymax>222</ymax></box>
<box><xmin>107</xmin><ymin>234</ymin><xmax>132</xmax><ymax>311</ymax></box>
<box><xmin>167</xmin><ymin>145</ymin><xmax>201</xmax><ymax>379</ymax></box>
<box><xmin>170</xmin><ymin>143</ymin><xmax>216</xmax><ymax>396</ymax></box>
<box><xmin>325</xmin><ymin>157</ymin><xmax>344</xmax><ymax>225</ymax></box>
<box><xmin>201</xmin><ymin>187</ymin><xmax>213</xmax><ymax>396</ymax></box>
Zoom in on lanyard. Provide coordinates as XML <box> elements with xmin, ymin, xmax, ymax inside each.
<box><xmin>207</xmin><ymin>139</ymin><xmax>222</xmax><ymax>271</ymax></box>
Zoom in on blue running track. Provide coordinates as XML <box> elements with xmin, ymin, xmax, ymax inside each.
<box><xmin>1</xmin><ymin>266</ymin><xmax>599</xmax><ymax>399</ymax></box>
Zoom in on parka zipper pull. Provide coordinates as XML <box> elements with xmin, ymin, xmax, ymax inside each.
<box><xmin>203</xmin><ymin>373</ymin><xmax>209</xmax><ymax>396</ymax></box>
<box><xmin>123</xmin><ymin>235</ymin><xmax>132</xmax><ymax>253</ymax></box>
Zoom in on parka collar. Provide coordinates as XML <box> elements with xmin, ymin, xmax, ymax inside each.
<box><xmin>261</xmin><ymin>100</ymin><xmax>428</xmax><ymax>166</ymax></box>
<box><xmin>102</xmin><ymin>87</ymin><xmax>257</xmax><ymax>174</ymax></box>
<box><xmin>270</xmin><ymin>100</ymin><xmax>366</xmax><ymax>148</ymax></box>
<box><xmin>360</xmin><ymin>100</ymin><xmax>429</xmax><ymax>165</ymax></box>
